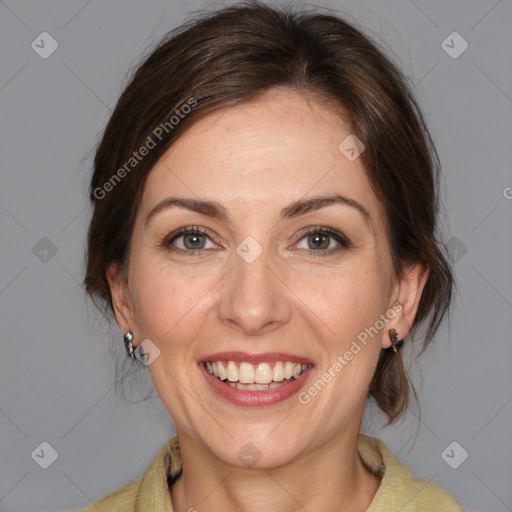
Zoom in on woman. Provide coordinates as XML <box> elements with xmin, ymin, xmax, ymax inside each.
<box><xmin>77</xmin><ymin>2</ymin><xmax>462</xmax><ymax>510</ymax></box>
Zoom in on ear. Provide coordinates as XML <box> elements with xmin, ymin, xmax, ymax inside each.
<box><xmin>106</xmin><ymin>262</ymin><xmax>137</xmax><ymax>336</ymax></box>
<box><xmin>382</xmin><ymin>261</ymin><xmax>430</xmax><ymax>349</ymax></box>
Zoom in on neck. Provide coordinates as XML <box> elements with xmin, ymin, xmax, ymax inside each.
<box><xmin>170</xmin><ymin>428</ymin><xmax>381</xmax><ymax>512</ymax></box>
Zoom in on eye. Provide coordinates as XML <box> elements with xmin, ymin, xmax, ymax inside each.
<box><xmin>294</xmin><ymin>227</ymin><xmax>351</xmax><ymax>256</ymax></box>
<box><xmin>161</xmin><ymin>225</ymin><xmax>351</xmax><ymax>257</ymax></box>
<box><xmin>162</xmin><ymin>226</ymin><xmax>219</xmax><ymax>254</ymax></box>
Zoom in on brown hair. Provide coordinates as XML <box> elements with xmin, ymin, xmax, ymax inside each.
<box><xmin>84</xmin><ymin>1</ymin><xmax>454</xmax><ymax>423</ymax></box>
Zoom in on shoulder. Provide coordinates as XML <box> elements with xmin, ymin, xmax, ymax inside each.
<box><xmin>393</xmin><ymin>474</ymin><xmax>463</xmax><ymax>511</ymax></box>
<box><xmin>73</xmin><ymin>476</ymin><xmax>142</xmax><ymax>512</ymax></box>
<box><xmin>72</xmin><ymin>436</ymin><xmax>179</xmax><ymax>511</ymax></box>
<box><xmin>358</xmin><ymin>434</ymin><xmax>463</xmax><ymax>511</ymax></box>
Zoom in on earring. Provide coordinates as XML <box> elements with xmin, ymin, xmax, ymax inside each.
<box><xmin>124</xmin><ymin>331</ymin><xmax>135</xmax><ymax>361</ymax></box>
<box><xmin>388</xmin><ymin>328</ymin><xmax>403</xmax><ymax>353</ymax></box>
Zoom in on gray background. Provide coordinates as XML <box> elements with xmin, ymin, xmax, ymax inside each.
<box><xmin>1</xmin><ymin>0</ymin><xmax>511</xmax><ymax>511</ymax></box>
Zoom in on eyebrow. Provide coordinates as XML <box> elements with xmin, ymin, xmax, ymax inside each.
<box><xmin>144</xmin><ymin>193</ymin><xmax>372</xmax><ymax>228</ymax></box>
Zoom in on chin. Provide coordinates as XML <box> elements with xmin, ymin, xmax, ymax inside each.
<box><xmin>205</xmin><ymin>428</ymin><xmax>305</xmax><ymax>469</ymax></box>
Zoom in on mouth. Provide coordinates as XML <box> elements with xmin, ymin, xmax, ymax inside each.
<box><xmin>202</xmin><ymin>360</ymin><xmax>312</xmax><ymax>390</ymax></box>
<box><xmin>198</xmin><ymin>352</ymin><xmax>314</xmax><ymax>407</ymax></box>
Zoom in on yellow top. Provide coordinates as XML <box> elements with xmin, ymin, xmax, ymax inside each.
<box><xmin>74</xmin><ymin>433</ymin><xmax>463</xmax><ymax>511</ymax></box>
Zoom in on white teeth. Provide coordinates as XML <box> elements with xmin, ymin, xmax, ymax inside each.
<box><xmin>254</xmin><ymin>363</ymin><xmax>273</xmax><ymax>384</ymax></box>
<box><xmin>239</xmin><ymin>362</ymin><xmax>255</xmax><ymax>384</ymax></box>
<box><xmin>237</xmin><ymin>383</ymin><xmax>269</xmax><ymax>391</ymax></box>
<box><xmin>206</xmin><ymin>360</ymin><xmax>310</xmax><ymax>385</ymax></box>
<box><xmin>217</xmin><ymin>360</ymin><xmax>226</xmax><ymax>380</ymax></box>
<box><xmin>226</xmin><ymin>361</ymin><xmax>239</xmax><ymax>382</ymax></box>
<box><xmin>227</xmin><ymin>381</ymin><xmax>290</xmax><ymax>390</ymax></box>
<box><xmin>272</xmin><ymin>361</ymin><xmax>285</xmax><ymax>382</ymax></box>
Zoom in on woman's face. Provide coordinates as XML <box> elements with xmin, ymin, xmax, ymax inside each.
<box><xmin>109</xmin><ymin>90</ymin><xmax>425</xmax><ymax>468</ymax></box>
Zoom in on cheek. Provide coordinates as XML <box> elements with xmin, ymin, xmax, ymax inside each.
<box><xmin>296</xmin><ymin>260</ymin><xmax>388</xmax><ymax>344</ymax></box>
<box><xmin>296</xmin><ymin>259</ymin><xmax>389</xmax><ymax>397</ymax></box>
<box><xmin>129</xmin><ymin>258</ymin><xmax>220</xmax><ymax>349</ymax></box>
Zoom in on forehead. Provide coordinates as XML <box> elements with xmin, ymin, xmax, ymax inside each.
<box><xmin>141</xmin><ymin>91</ymin><xmax>383</xmax><ymax>225</ymax></box>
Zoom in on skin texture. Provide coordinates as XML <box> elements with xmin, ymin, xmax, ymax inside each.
<box><xmin>108</xmin><ymin>90</ymin><xmax>429</xmax><ymax>512</ymax></box>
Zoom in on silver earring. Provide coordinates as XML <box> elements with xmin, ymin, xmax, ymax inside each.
<box><xmin>124</xmin><ymin>331</ymin><xmax>135</xmax><ymax>361</ymax></box>
<box><xmin>388</xmin><ymin>328</ymin><xmax>403</xmax><ymax>353</ymax></box>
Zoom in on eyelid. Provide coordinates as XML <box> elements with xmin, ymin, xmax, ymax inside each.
<box><xmin>162</xmin><ymin>225</ymin><xmax>351</xmax><ymax>254</ymax></box>
<box><xmin>291</xmin><ymin>226</ymin><xmax>352</xmax><ymax>249</ymax></box>
<box><xmin>162</xmin><ymin>225</ymin><xmax>222</xmax><ymax>250</ymax></box>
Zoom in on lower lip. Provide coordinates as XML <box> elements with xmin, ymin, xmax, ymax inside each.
<box><xmin>199</xmin><ymin>362</ymin><xmax>313</xmax><ymax>407</ymax></box>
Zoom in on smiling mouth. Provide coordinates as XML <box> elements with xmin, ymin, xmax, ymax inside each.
<box><xmin>202</xmin><ymin>360</ymin><xmax>312</xmax><ymax>390</ymax></box>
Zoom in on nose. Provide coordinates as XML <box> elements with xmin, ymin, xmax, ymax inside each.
<box><xmin>217</xmin><ymin>247</ymin><xmax>292</xmax><ymax>336</ymax></box>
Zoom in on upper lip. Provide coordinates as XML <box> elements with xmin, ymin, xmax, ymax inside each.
<box><xmin>199</xmin><ymin>351</ymin><xmax>314</xmax><ymax>365</ymax></box>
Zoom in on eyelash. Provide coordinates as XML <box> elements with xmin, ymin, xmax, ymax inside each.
<box><xmin>160</xmin><ymin>225</ymin><xmax>352</xmax><ymax>257</ymax></box>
